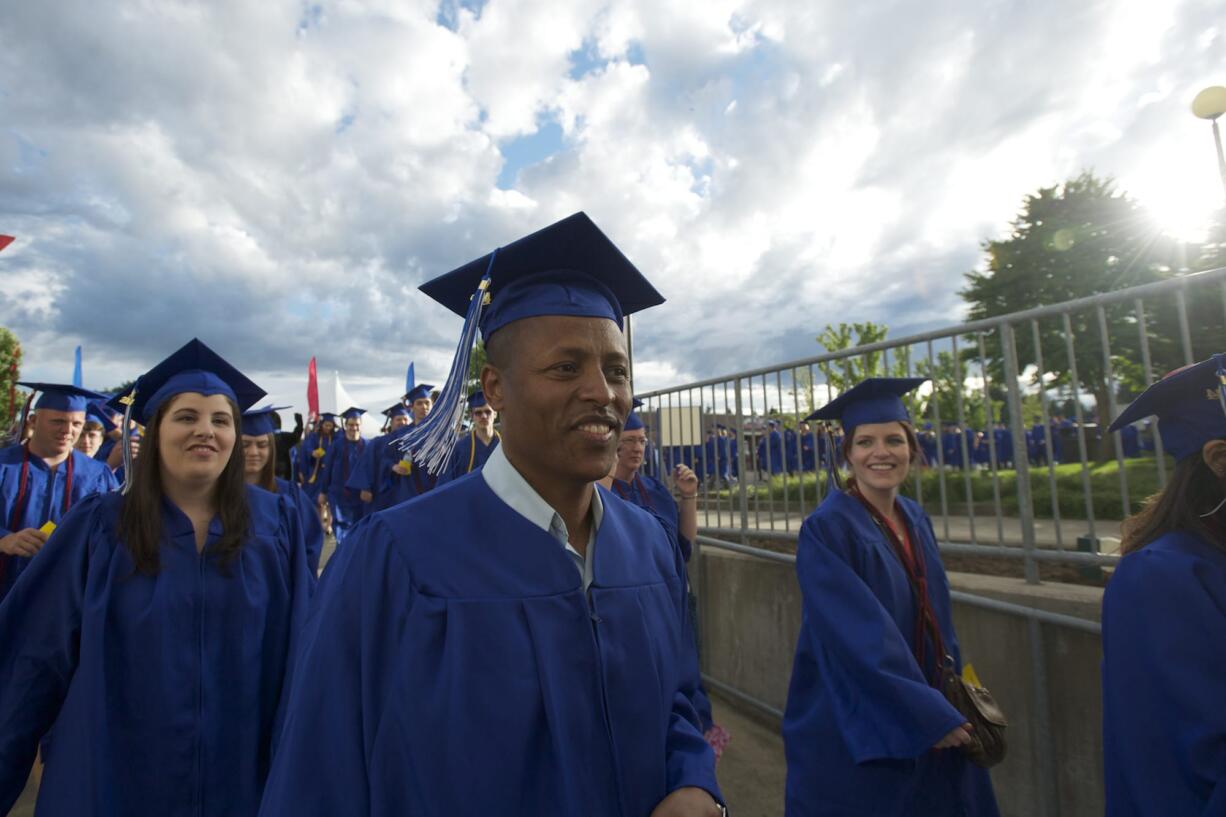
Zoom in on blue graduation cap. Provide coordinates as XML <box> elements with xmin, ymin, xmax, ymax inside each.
<box><xmin>405</xmin><ymin>384</ymin><xmax>435</xmax><ymax>404</ymax></box>
<box><xmin>340</xmin><ymin>407</ymin><xmax>366</xmax><ymax>421</ymax></box>
<box><xmin>319</xmin><ymin>413</ymin><xmax>339</xmax><ymax>424</ymax></box>
<box><xmin>108</xmin><ymin>339</ymin><xmax>265</xmax><ymax>423</ymax></box>
<box><xmin>241</xmin><ymin>405</ymin><xmax>291</xmax><ymax>437</ymax></box>
<box><xmin>86</xmin><ymin>400</ymin><xmax>117</xmax><ymax>432</ymax></box>
<box><xmin>404</xmin><ymin>212</ymin><xmax>664</xmax><ymax>473</ymax></box>
<box><xmin>806</xmin><ymin>377</ymin><xmax>927</xmax><ymax>432</ymax></box>
<box><xmin>383</xmin><ymin>402</ymin><xmax>410</xmax><ymax>418</ymax></box>
<box><xmin>624</xmin><ymin>412</ymin><xmax>645</xmax><ymax>431</ymax></box>
<box><xmin>18</xmin><ymin>382</ymin><xmax>106</xmax><ymax>414</ymax></box>
<box><xmin>467</xmin><ymin>391</ymin><xmax>487</xmax><ymax>409</ymax></box>
<box><xmin>1109</xmin><ymin>354</ymin><xmax>1226</xmax><ymax>462</ymax></box>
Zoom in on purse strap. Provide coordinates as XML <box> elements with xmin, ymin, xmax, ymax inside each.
<box><xmin>849</xmin><ymin>488</ymin><xmax>949</xmax><ymax>686</ymax></box>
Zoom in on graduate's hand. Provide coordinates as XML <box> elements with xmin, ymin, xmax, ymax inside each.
<box><xmin>391</xmin><ymin>462</ymin><xmax>411</xmax><ymax>476</ymax></box>
<box><xmin>650</xmin><ymin>787</ymin><xmax>723</xmax><ymax>816</ymax></box>
<box><xmin>0</xmin><ymin>527</ymin><xmax>49</xmax><ymax>557</ymax></box>
<box><xmin>673</xmin><ymin>464</ymin><xmax>699</xmax><ymax>497</ymax></box>
<box><xmin>359</xmin><ymin>490</ymin><xmax>373</xmax><ymax>503</ymax></box>
<box><xmin>934</xmin><ymin>723</ymin><xmax>974</xmax><ymax>749</ymax></box>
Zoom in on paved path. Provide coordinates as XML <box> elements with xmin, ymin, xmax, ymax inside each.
<box><xmin>709</xmin><ymin>691</ymin><xmax>786</xmax><ymax>816</ymax></box>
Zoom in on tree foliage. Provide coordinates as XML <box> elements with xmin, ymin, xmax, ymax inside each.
<box><xmin>0</xmin><ymin>327</ymin><xmax>25</xmax><ymax>432</ymax></box>
<box><xmin>959</xmin><ymin>171</ymin><xmax>1221</xmax><ymax>420</ymax></box>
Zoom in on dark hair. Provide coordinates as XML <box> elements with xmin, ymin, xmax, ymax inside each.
<box><xmin>246</xmin><ymin>431</ymin><xmax>278</xmax><ymax>493</ymax></box>
<box><xmin>840</xmin><ymin>420</ymin><xmax>921</xmax><ymax>490</ymax></box>
<box><xmin>1120</xmin><ymin>450</ymin><xmax>1224</xmax><ymax>555</ymax></box>
<box><xmin>118</xmin><ymin>394</ymin><xmax>251</xmax><ymax>574</ymax></box>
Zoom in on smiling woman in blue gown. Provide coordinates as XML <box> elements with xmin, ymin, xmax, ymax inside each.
<box><xmin>1102</xmin><ymin>355</ymin><xmax>1226</xmax><ymax>817</ymax></box>
<box><xmin>242</xmin><ymin>404</ymin><xmax>324</xmax><ymax>576</ymax></box>
<box><xmin>783</xmin><ymin>378</ymin><xmax>998</xmax><ymax>817</ymax></box>
<box><xmin>0</xmin><ymin>339</ymin><xmax>313</xmax><ymax>817</ymax></box>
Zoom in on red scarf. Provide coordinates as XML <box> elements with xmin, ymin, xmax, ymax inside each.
<box><xmin>850</xmin><ymin>487</ymin><xmax>946</xmax><ymax>685</ymax></box>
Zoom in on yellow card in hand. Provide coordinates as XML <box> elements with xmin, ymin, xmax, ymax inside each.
<box><xmin>399</xmin><ymin>459</ymin><xmax>412</xmax><ymax>473</ymax></box>
<box><xmin>962</xmin><ymin>663</ymin><xmax>983</xmax><ymax>688</ymax></box>
<box><xmin>39</xmin><ymin>521</ymin><xmax>57</xmax><ymax>535</ymax></box>
<box><xmin>313</xmin><ymin>448</ymin><xmax>326</xmax><ymax>458</ymax></box>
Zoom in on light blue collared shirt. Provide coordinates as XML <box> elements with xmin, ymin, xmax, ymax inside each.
<box><xmin>480</xmin><ymin>444</ymin><xmax>602</xmax><ymax>591</ymax></box>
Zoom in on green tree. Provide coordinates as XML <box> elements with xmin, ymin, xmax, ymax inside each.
<box><xmin>961</xmin><ymin>171</ymin><xmax>1188</xmax><ymax>421</ymax></box>
<box><xmin>913</xmin><ymin>348</ymin><xmax>999</xmax><ymax>430</ymax></box>
<box><xmin>0</xmin><ymin>327</ymin><xmax>25</xmax><ymax>432</ymax></box>
<box><xmin>814</xmin><ymin>321</ymin><xmax>909</xmax><ymax>393</ymax></box>
<box><xmin>467</xmin><ymin>340</ymin><xmax>487</xmax><ymax>392</ymax></box>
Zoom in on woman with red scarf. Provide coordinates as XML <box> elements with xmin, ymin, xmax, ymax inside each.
<box><xmin>783</xmin><ymin>378</ymin><xmax>998</xmax><ymax>817</ymax></box>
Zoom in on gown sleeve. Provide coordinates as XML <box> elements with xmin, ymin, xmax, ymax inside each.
<box><xmin>795</xmin><ymin>510</ymin><xmax>964</xmax><ymax>763</ymax></box>
<box><xmin>259</xmin><ymin>516</ymin><xmax>415</xmax><ymax>816</ymax></box>
<box><xmin>663</xmin><ymin>532</ymin><xmax>723</xmax><ymax>805</ymax></box>
<box><xmin>0</xmin><ymin>495</ymin><xmax>102</xmax><ymax>812</ymax></box>
<box><xmin>1102</xmin><ymin>542</ymin><xmax>1226</xmax><ymax>816</ymax></box>
<box><xmin>283</xmin><ymin>481</ymin><xmax>323</xmax><ymax>578</ymax></box>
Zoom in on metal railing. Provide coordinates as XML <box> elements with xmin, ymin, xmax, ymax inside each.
<box><xmin>638</xmin><ymin>266</ymin><xmax>1226</xmax><ymax>585</ymax></box>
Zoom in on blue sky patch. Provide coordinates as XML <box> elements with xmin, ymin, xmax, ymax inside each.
<box><xmin>496</xmin><ymin>119</ymin><xmax>565</xmax><ymax>190</ymax></box>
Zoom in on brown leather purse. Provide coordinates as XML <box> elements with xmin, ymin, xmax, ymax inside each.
<box><xmin>939</xmin><ymin>656</ymin><xmax>1008</xmax><ymax>767</ymax></box>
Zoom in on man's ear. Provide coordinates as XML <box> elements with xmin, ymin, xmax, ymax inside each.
<box><xmin>482</xmin><ymin>364</ymin><xmax>505</xmax><ymax>413</ymax></box>
<box><xmin>1203</xmin><ymin>439</ymin><xmax>1226</xmax><ymax>478</ymax></box>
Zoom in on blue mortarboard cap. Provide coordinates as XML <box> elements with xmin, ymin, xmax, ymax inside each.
<box><xmin>405</xmin><ymin>384</ymin><xmax>435</xmax><ymax>403</ymax></box>
<box><xmin>420</xmin><ymin>212</ymin><xmax>664</xmax><ymax>341</ymax></box>
<box><xmin>319</xmin><ymin>413</ymin><xmax>338</xmax><ymax>423</ymax></box>
<box><xmin>340</xmin><ymin>407</ymin><xmax>366</xmax><ymax>420</ymax></box>
<box><xmin>407</xmin><ymin>213</ymin><xmax>663</xmax><ymax>475</ymax></box>
<box><xmin>632</xmin><ymin>398</ymin><xmax>644</xmax><ymax>409</ymax></box>
<box><xmin>85</xmin><ymin>400</ymin><xmax>117</xmax><ymax>432</ymax></box>
<box><xmin>806</xmin><ymin>377</ymin><xmax>927</xmax><ymax>432</ymax></box>
<box><xmin>383</xmin><ymin>402</ymin><xmax>410</xmax><ymax>417</ymax></box>
<box><xmin>467</xmin><ymin>391</ymin><xmax>487</xmax><ymax>409</ymax></box>
<box><xmin>716</xmin><ymin>423</ymin><xmax>728</xmax><ymax>430</ymax></box>
<box><xmin>1109</xmin><ymin>355</ymin><xmax>1226</xmax><ymax>462</ymax></box>
<box><xmin>107</xmin><ymin>339</ymin><xmax>265</xmax><ymax>422</ymax></box>
<box><xmin>242</xmin><ymin>405</ymin><xmax>291</xmax><ymax>437</ymax></box>
<box><xmin>624</xmin><ymin>412</ymin><xmax>645</xmax><ymax>431</ymax></box>
<box><xmin>19</xmin><ymin>383</ymin><xmax>106</xmax><ymax>414</ymax></box>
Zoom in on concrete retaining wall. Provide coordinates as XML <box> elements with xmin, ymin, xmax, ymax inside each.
<box><xmin>696</xmin><ymin>546</ymin><xmax>1104</xmax><ymax>817</ymax></box>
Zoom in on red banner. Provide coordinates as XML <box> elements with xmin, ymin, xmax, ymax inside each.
<box><xmin>306</xmin><ymin>357</ymin><xmax>319</xmax><ymax>420</ymax></box>
<box><xmin>0</xmin><ymin>236</ymin><xmax>14</xmax><ymax>253</ymax></box>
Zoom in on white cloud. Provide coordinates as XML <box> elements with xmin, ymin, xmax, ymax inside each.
<box><xmin>0</xmin><ymin>0</ymin><xmax>1218</xmax><ymax>401</ymax></box>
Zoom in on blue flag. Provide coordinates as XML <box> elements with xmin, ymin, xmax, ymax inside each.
<box><xmin>72</xmin><ymin>345</ymin><xmax>82</xmax><ymax>387</ymax></box>
<box><xmin>405</xmin><ymin>362</ymin><xmax>415</xmax><ymax>397</ymax></box>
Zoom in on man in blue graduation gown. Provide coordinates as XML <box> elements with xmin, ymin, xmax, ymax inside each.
<box><xmin>260</xmin><ymin>213</ymin><xmax>722</xmax><ymax>817</ymax></box>
<box><xmin>437</xmin><ymin>390</ymin><xmax>500</xmax><ymax>484</ymax></box>
<box><xmin>318</xmin><ymin>407</ymin><xmax>367</xmax><ymax>545</ymax></box>
<box><xmin>297</xmin><ymin>413</ymin><xmax>337</xmax><ymax>499</ymax></box>
<box><xmin>0</xmin><ymin>383</ymin><xmax>119</xmax><ymax>601</ymax></box>
<box><xmin>347</xmin><ymin>402</ymin><xmax>410</xmax><ymax>511</ymax></box>
<box><xmin>373</xmin><ymin>384</ymin><xmax>437</xmax><ymax>509</ymax></box>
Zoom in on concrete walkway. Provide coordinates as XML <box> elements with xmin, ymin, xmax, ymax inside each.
<box><xmin>709</xmin><ymin>691</ymin><xmax>786</xmax><ymax>816</ymax></box>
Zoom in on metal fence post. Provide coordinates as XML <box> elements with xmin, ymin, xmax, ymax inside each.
<box><xmin>1001</xmin><ymin>323</ymin><xmax>1040</xmax><ymax>584</ymax></box>
<box><xmin>734</xmin><ymin>379</ymin><xmax>749</xmax><ymax>545</ymax></box>
<box><xmin>1029</xmin><ymin>617</ymin><xmax>1061</xmax><ymax>817</ymax></box>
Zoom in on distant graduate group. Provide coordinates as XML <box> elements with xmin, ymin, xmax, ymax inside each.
<box><xmin>0</xmin><ymin>212</ymin><xmax>1222</xmax><ymax>817</ymax></box>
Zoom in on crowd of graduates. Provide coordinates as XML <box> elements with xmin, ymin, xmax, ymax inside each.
<box><xmin>0</xmin><ymin>211</ymin><xmax>1222</xmax><ymax>817</ymax></box>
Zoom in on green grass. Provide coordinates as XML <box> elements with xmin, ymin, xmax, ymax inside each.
<box><xmin>706</xmin><ymin>456</ymin><xmax>1170</xmax><ymax>520</ymax></box>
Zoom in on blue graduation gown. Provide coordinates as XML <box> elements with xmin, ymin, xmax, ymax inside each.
<box><xmin>274</xmin><ymin>477</ymin><xmax>323</xmax><ymax>576</ymax></box>
<box><xmin>609</xmin><ymin>473</ymin><xmax>690</xmax><ymax>561</ymax></box>
<box><xmin>783</xmin><ymin>491</ymin><xmax>998</xmax><ymax>816</ymax></box>
<box><xmin>758</xmin><ymin>430</ymin><xmax>785</xmax><ymax>475</ymax></box>
<box><xmin>297</xmin><ymin>432</ymin><xmax>335</xmax><ymax>500</ymax></box>
<box><xmin>0</xmin><ymin>486</ymin><xmax>313</xmax><ymax>817</ymax></box>
<box><xmin>1102</xmin><ymin>531</ymin><xmax>1226</xmax><ymax>816</ymax></box>
<box><xmin>437</xmin><ymin>430</ymin><xmax>500</xmax><ymax>485</ymax></box>
<box><xmin>320</xmin><ymin>436</ymin><xmax>366</xmax><ymax>545</ymax></box>
<box><xmin>0</xmin><ymin>446</ymin><xmax>119</xmax><ymax>601</ymax></box>
<box><xmin>258</xmin><ymin>476</ymin><xmax>720</xmax><ymax>817</ymax></box>
<box><xmin>374</xmin><ymin>432</ymin><xmax>436</xmax><ymax>510</ymax></box>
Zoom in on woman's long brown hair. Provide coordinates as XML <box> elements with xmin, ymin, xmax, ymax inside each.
<box><xmin>118</xmin><ymin>394</ymin><xmax>251</xmax><ymax>574</ymax></box>
<box><xmin>1120</xmin><ymin>449</ymin><xmax>1224</xmax><ymax>555</ymax></box>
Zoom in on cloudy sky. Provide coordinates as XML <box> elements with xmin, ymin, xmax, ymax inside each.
<box><xmin>0</xmin><ymin>0</ymin><xmax>1221</xmax><ymax>414</ymax></box>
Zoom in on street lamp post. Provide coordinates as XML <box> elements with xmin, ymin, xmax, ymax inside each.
<box><xmin>1192</xmin><ymin>86</ymin><xmax>1226</xmax><ymax>201</ymax></box>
